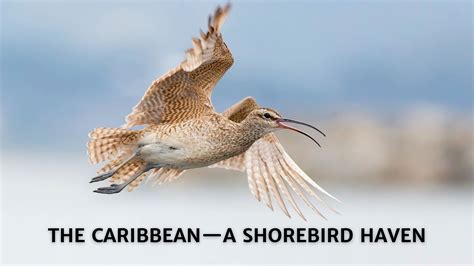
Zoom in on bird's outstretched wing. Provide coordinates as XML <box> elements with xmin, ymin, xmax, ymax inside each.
<box><xmin>210</xmin><ymin>97</ymin><xmax>339</xmax><ymax>220</ymax></box>
<box><xmin>124</xmin><ymin>4</ymin><xmax>233</xmax><ymax>128</ymax></box>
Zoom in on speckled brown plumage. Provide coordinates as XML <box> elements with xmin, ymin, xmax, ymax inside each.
<box><xmin>124</xmin><ymin>4</ymin><xmax>233</xmax><ymax>128</ymax></box>
<box><xmin>87</xmin><ymin>4</ymin><xmax>338</xmax><ymax>220</ymax></box>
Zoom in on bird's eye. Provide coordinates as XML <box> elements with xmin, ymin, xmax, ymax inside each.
<box><xmin>263</xmin><ymin>113</ymin><xmax>272</xmax><ymax>119</ymax></box>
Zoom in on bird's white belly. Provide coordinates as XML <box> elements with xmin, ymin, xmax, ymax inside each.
<box><xmin>137</xmin><ymin>142</ymin><xmax>227</xmax><ymax>169</ymax></box>
<box><xmin>138</xmin><ymin>143</ymin><xmax>189</xmax><ymax>166</ymax></box>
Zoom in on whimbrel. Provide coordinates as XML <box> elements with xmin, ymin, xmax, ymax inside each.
<box><xmin>87</xmin><ymin>4</ymin><xmax>339</xmax><ymax>220</ymax></box>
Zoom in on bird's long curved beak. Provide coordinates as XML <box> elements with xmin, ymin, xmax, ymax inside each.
<box><xmin>276</xmin><ymin>118</ymin><xmax>326</xmax><ymax>147</ymax></box>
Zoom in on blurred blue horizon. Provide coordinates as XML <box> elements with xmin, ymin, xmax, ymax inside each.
<box><xmin>1</xmin><ymin>1</ymin><xmax>472</xmax><ymax>152</ymax></box>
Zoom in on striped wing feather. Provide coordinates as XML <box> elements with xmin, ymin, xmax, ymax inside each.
<box><xmin>124</xmin><ymin>4</ymin><xmax>233</xmax><ymax>127</ymax></box>
<box><xmin>211</xmin><ymin>97</ymin><xmax>339</xmax><ymax>219</ymax></box>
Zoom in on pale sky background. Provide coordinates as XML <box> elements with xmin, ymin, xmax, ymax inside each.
<box><xmin>1</xmin><ymin>1</ymin><xmax>472</xmax><ymax>152</ymax></box>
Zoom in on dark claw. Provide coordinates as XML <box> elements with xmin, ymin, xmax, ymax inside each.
<box><xmin>93</xmin><ymin>184</ymin><xmax>125</xmax><ymax>194</ymax></box>
<box><xmin>90</xmin><ymin>172</ymin><xmax>114</xmax><ymax>183</ymax></box>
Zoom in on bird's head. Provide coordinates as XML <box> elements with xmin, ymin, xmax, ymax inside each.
<box><xmin>246</xmin><ymin>108</ymin><xmax>326</xmax><ymax>147</ymax></box>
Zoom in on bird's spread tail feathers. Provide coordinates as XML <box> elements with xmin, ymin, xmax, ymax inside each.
<box><xmin>87</xmin><ymin>127</ymin><xmax>142</xmax><ymax>164</ymax></box>
<box><xmin>88</xmin><ymin>127</ymin><xmax>189</xmax><ymax>192</ymax></box>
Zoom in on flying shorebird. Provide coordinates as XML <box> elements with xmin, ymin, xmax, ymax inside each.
<box><xmin>87</xmin><ymin>4</ymin><xmax>339</xmax><ymax>220</ymax></box>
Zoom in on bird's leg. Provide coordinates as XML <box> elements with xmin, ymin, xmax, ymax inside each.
<box><xmin>89</xmin><ymin>154</ymin><xmax>137</xmax><ymax>183</ymax></box>
<box><xmin>93</xmin><ymin>164</ymin><xmax>157</xmax><ymax>194</ymax></box>
<box><xmin>89</xmin><ymin>171</ymin><xmax>114</xmax><ymax>183</ymax></box>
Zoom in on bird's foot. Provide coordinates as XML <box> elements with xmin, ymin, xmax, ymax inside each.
<box><xmin>93</xmin><ymin>183</ymin><xmax>124</xmax><ymax>194</ymax></box>
<box><xmin>90</xmin><ymin>171</ymin><xmax>114</xmax><ymax>183</ymax></box>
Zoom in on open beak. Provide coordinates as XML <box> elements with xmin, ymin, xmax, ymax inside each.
<box><xmin>276</xmin><ymin>118</ymin><xmax>326</xmax><ymax>147</ymax></box>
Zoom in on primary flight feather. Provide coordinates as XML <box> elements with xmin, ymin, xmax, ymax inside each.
<box><xmin>87</xmin><ymin>4</ymin><xmax>339</xmax><ymax>220</ymax></box>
